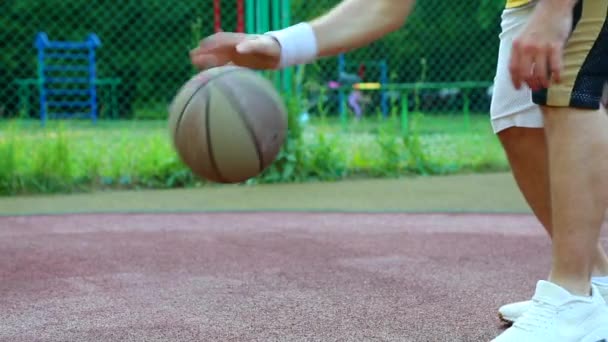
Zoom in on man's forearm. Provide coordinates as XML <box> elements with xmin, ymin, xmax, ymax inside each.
<box><xmin>265</xmin><ymin>0</ymin><xmax>414</xmax><ymax>68</ymax></box>
<box><xmin>309</xmin><ymin>0</ymin><xmax>415</xmax><ymax>57</ymax></box>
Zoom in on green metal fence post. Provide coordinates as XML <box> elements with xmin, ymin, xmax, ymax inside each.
<box><xmin>280</xmin><ymin>0</ymin><xmax>292</xmax><ymax>97</ymax></box>
<box><xmin>463</xmin><ymin>91</ymin><xmax>471</xmax><ymax>131</ymax></box>
<box><xmin>16</xmin><ymin>81</ymin><xmax>26</xmax><ymax>118</ymax></box>
<box><xmin>271</xmin><ymin>0</ymin><xmax>280</xmax><ymax>31</ymax></box>
<box><xmin>24</xmin><ymin>86</ymin><xmax>31</xmax><ymax>119</ymax></box>
<box><xmin>245</xmin><ymin>0</ymin><xmax>255</xmax><ymax>33</ymax></box>
<box><xmin>256</xmin><ymin>0</ymin><xmax>268</xmax><ymax>33</ymax></box>
<box><xmin>256</xmin><ymin>0</ymin><xmax>271</xmax><ymax>80</ymax></box>
<box><xmin>401</xmin><ymin>92</ymin><xmax>409</xmax><ymax>137</ymax></box>
<box><xmin>271</xmin><ymin>0</ymin><xmax>281</xmax><ymax>92</ymax></box>
<box><xmin>341</xmin><ymin>93</ymin><xmax>348</xmax><ymax>132</ymax></box>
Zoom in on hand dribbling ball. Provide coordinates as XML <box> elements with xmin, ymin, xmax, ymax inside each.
<box><xmin>168</xmin><ymin>66</ymin><xmax>288</xmax><ymax>183</ymax></box>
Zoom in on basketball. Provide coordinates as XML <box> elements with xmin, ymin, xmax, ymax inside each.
<box><xmin>168</xmin><ymin>66</ymin><xmax>288</xmax><ymax>184</ymax></box>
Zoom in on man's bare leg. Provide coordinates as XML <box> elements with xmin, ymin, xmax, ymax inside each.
<box><xmin>498</xmin><ymin>127</ymin><xmax>608</xmax><ymax>276</ymax></box>
<box><xmin>542</xmin><ymin>105</ymin><xmax>608</xmax><ymax>295</ymax></box>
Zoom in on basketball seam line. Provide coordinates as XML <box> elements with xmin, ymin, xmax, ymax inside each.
<box><xmin>173</xmin><ymin>67</ymin><xmax>243</xmax><ymax>183</ymax></box>
<box><xmin>215</xmin><ymin>76</ymin><xmax>264</xmax><ymax>173</ymax></box>
<box><xmin>204</xmin><ymin>87</ymin><xmax>227</xmax><ymax>183</ymax></box>
<box><xmin>173</xmin><ymin>67</ymin><xmax>244</xmax><ymax>140</ymax></box>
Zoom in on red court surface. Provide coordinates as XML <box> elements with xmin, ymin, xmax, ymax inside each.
<box><xmin>2</xmin><ymin>212</ymin><xmax>606</xmax><ymax>341</ymax></box>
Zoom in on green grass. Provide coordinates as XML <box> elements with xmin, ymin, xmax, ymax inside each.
<box><xmin>301</xmin><ymin>112</ymin><xmax>505</xmax><ymax>175</ymax></box>
<box><xmin>0</xmin><ymin>114</ymin><xmax>508</xmax><ymax>196</ymax></box>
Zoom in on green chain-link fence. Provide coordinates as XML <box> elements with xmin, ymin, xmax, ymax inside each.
<box><xmin>0</xmin><ymin>0</ymin><xmax>505</xmax><ymax>126</ymax></box>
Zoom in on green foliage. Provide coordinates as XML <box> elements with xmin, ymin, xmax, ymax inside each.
<box><xmin>302</xmin><ymin>132</ymin><xmax>348</xmax><ymax>181</ymax></box>
<box><xmin>29</xmin><ymin>124</ymin><xmax>73</xmax><ymax>192</ymax></box>
<box><xmin>373</xmin><ymin>127</ymin><xmax>406</xmax><ymax>177</ymax></box>
<box><xmin>0</xmin><ymin>0</ymin><xmax>211</xmax><ymax>118</ymax></box>
<box><xmin>0</xmin><ymin>106</ymin><xmax>508</xmax><ymax>196</ymax></box>
<box><xmin>291</xmin><ymin>0</ymin><xmax>504</xmax><ymax>86</ymax></box>
<box><xmin>0</xmin><ymin>0</ymin><xmax>510</xmax><ymax>196</ymax></box>
<box><xmin>0</xmin><ymin>122</ymin><xmax>20</xmax><ymax>195</ymax></box>
<box><xmin>254</xmin><ymin>96</ymin><xmax>306</xmax><ymax>184</ymax></box>
<box><xmin>2</xmin><ymin>0</ymin><xmax>505</xmax><ymax>119</ymax></box>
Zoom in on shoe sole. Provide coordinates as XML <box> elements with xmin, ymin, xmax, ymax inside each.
<box><xmin>498</xmin><ymin>315</ymin><xmax>608</xmax><ymax>340</ymax></box>
<box><xmin>497</xmin><ymin>300</ymin><xmax>608</xmax><ymax>326</ymax></box>
<box><xmin>497</xmin><ymin>312</ymin><xmax>514</xmax><ymax>326</ymax></box>
<box><xmin>581</xmin><ymin>327</ymin><xmax>608</xmax><ymax>342</ymax></box>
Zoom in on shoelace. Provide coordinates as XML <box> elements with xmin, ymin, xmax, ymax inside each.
<box><xmin>512</xmin><ymin>299</ymin><xmax>558</xmax><ymax>332</ymax></box>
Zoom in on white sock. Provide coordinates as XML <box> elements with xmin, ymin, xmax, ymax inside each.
<box><xmin>592</xmin><ymin>276</ymin><xmax>608</xmax><ymax>286</ymax></box>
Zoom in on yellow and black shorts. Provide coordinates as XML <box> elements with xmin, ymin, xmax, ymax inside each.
<box><xmin>532</xmin><ymin>0</ymin><xmax>608</xmax><ymax>109</ymax></box>
<box><xmin>505</xmin><ymin>0</ymin><xmax>535</xmax><ymax>9</ymax></box>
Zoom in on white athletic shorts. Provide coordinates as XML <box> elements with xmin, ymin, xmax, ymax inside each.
<box><xmin>490</xmin><ymin>4</ymin><xmax>543</xmax><ymax>134</ymax></box>
<box><xmin>491</xmin><ymin>1</ymin><xmax>608</xmax><ymax>133</ymax></box>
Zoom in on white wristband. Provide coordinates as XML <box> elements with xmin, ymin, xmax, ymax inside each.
<box><xmin>265</xmin><ymin>22</ymin><xmax>318</xmax><ymax>69</ymax></box>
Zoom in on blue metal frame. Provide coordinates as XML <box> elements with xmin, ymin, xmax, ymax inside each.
<box><xmin>35</xmin><ymin>32</ymin><xmax>101</xmax><ymax>126</ymax></box>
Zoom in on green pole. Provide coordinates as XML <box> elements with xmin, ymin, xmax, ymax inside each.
<box><xmin>255</xmin><ymin>0</ymin><xmax>261</xmax><ymax>33</ymax></box>
<box><xmin>25</xmin><ymin>86</ymin><xmax>30</xmax><ymax>119</ymax></box>
<box><xmin>22</xmin><ymin>83</ymin><xmax>31</xmax><ymax>119</ymax></box>
<box><xmin>341</xmin><ymin>94</ymin><xmax>348</xmax><ymax>132</ymax></box>
<box><xmin>401</xmin><ymin>92</ymin><xmax>409</xmax><ymax>137</ymax></box>
<box><xmin>111</xmin><ymin>80</ymin><xmax>119</xmax><ymax>119</ymax></box>
<box><xmin>280</xmin><ymin>0</ymin><xmax>292</xmax><ymax>96</ymax></box>
<box><xmin>245</xmin><ymin>0</ymin><xmax>255</xmax><ymax>33</ymax></box>
<box><xmin>257</xmin><ymin>0</ymin><xmax>270</xmax><ymax>79</ymax></box>
<box><xmin>260</xmin><ymin>1</ymin><xmax>270</xmax><ymax>32</ymax></box>
<box><xmin>271</xmin><ymin>0</ymin><xmax>281</xmax><ymax>92</ymax></box>
<box><xmin>463</xmin><ymin>91</ymin><xmax>470</xmax><ymax>131</ymax></box>
<box><xmin>271</xmin><ymin>0</ymin><xmax>280</xmax><ymax>29</ymax></box>
<box><xmin>37</xmin><ymin>55</ymin><xmax>45</xmax><ymax>127</ymax></box>
<box><xmin>16</xmin><ymin>82</ymin><xmax>25</xmax><ymax>118</ymax></box>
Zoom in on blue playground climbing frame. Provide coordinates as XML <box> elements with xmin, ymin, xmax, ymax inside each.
<box><xmin>35</xmin><ymin>32</ymin><xmax>101</xmax><ymax>125</ymax></box>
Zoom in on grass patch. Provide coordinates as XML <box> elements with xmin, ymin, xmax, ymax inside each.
<box><xmin>0</xmin><ymin>112</ymin><xmax>508</xmax><ymax>196</ymax></box>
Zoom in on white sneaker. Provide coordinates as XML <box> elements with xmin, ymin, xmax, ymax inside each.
<box><xmin>498</xmin><ymin>281</ymin><xmax>608</xmax><ymax>324</ymax></box>
<box><xmin>491</xmin><ymin>280</ymin><xmax>608</xmax><ymax>342</ymax></box>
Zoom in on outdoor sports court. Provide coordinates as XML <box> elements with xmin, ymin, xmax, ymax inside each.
<box><xmin>3</xmin><ymin>173</ymin><xmax>606</xmax><ymax>341</ymax></box>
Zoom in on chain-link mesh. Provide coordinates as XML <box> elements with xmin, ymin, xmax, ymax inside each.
<box><xmin>0</xmin><ymin>0</ymin><xmax>505</xmax><ymax>122</ymax></box>
<box><xmin>1</xmin><ymin>0</ymin><xmax>222</xmax><ymax>120</ymax></box>
<box><xmin>292</xmin><ymin>0</ymin><xmax>504</xmax><ymax>127</ymax></box>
